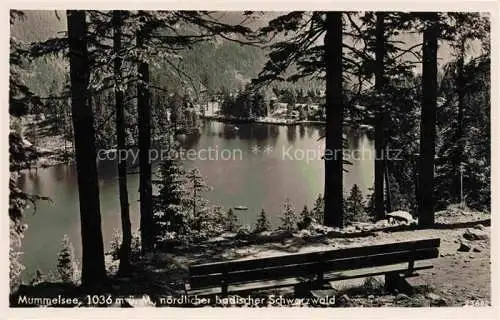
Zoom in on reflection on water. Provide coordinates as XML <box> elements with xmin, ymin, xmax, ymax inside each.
<box><xmin>18</xmin><ymin>120</ymin><xmax>373</xmax><ymax>280</ymax></box>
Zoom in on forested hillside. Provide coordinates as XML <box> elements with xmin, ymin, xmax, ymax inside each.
<box><xmin>11</xmin><ymin>10</ymin><xmax>319</xmax><ymax>98</ymax></box>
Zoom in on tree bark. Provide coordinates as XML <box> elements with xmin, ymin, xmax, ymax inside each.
<box><xmin>454</xmin><ymin>38</ymin><xmax>466</xmax><ymax>203</ymax></box>
<box><xmin>418</xmin><ymin>13</ymin><xmax>439</xmax><ymax>227</ymax></box>
<box><xmin>374</xmin><ymin>12</ymin><xmax>386</xmax><ymax>220</ymax></box>
<box><xmin>137</xmin><ymin>21</ymin><xmax>154</xmax><ymax>252</ymax></box>
<box><xmin>66</xmin><ymin>10</ymin><xmax>107</xmax><ymax>286</ymax></box>
<box><xmin>384</xmin><ymin>157</ymin><xmax>392</xmax><ymax>211</ymax></box>
<box><xmin>113</xmin><ymin>10</ymin><xmax>132</xmax><ymax>273</ymax></box>
<box><xmin>323</xmin><ymin>12</ymin><xmax>343</xmax><ymax>227</ymax></box>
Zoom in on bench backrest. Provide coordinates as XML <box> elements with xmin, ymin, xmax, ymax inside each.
<box><xmin>188</xmin><ymin>238</ymin><xmax>440</xmax><ymax>290</ymax></box>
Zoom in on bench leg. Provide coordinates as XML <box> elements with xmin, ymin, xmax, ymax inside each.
<box><xmin>221</xmin><ymin>280</ymin><xmax>228</xmax><ymax>297</ymax></box>
<box><xmin>294</xmin><ymin>282</ymin><xmax>312</xmax><ymax>298</ymax></box>
<box><xmin>294</xmin><ymin>280</ymin><xmax>332</xmax><ymax>298</ymax></box>
<box><xmin>385</xmin><ymin>272</ymin><xmax>414</xmax><ymax>295</ymax></box>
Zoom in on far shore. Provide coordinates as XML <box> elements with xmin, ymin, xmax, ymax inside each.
<box><xmin>200</xmin><ymin>114</ymin><xmax>326</xmax><ymax>126</ymax></box>
<box><xmin>21</xmin><ymin>116</ymin><xmax>373</xmax><ymax>171</ymax></box>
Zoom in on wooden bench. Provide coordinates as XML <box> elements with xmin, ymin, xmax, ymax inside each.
<box><xmin>185</xmin><ymin>238</ymin><xmax>440</xmax><ymax>296</ymax></box>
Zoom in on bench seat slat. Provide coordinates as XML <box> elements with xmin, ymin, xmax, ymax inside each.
<box><xmin>188</xmin><ymin>260</ymin><xmax>434</xmax><ymax>296</ymax></box>
<box><xmin>189</xmin><ymin>247</ymin><xmax>438</xmax><ymax>289</ymax></box>
<box><xmin>190</xmin><ymin>238</ymin><xmax>440</xmax><ymax>276</ymax></box>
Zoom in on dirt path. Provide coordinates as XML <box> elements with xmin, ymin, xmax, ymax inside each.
<box><xmin>405</xmin><ymin>228</ymin><xmax>491</xmax><ymax>306</ymax></box>
<box><xmin>111</xmin><ymin>213</ymin><xmax>490</xmax><ymax>307</ymax></box>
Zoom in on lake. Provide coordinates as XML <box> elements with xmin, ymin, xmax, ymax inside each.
<box><xmin>18</xmin><ymin>120</ymin><xmax>374</xmax><ymax>280</ymax></box>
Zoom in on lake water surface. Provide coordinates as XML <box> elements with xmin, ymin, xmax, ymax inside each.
<box><xmin>18</xmin><ymin>120</ymin><xmax>374</xmax><ymax>280</ymax></box>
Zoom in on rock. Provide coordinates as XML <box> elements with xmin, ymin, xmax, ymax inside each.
<box><xmin>386</xmin><ymin>211</ymin><xmax>415</xmax><ymax>224</ymax></box>
<box><xmin>416</xmin><ymin>294</ymin><xmax>431</xmax><ymax>305</ymax></box>
<box><xmin>235</xmin><ymin>225</ymin><xmax>252</xmax><ymax>239</ymax></box>
<box><xmin>395</xmin><ymin>293</ymin><xmax>410</xmax><ymax>301</ymax></box>
<box><xmin>374</xmin><ymin>219</ymin><xmax>390</xmax><ymax>228</ymax></box>
<box><xmin>408</xmin><ymin>294</ymin><xmax>430</xmax><ymax>307</ymax></box>
<box><xmin>426</xmin><ymin>293</ymin><xmax>447</xmax><ymax>306</ymax></box>
<box><xmin>295</xmin><ymin>229</ymin><xmax>312</xmax><ymax>239</ymax></box>
<box><xmin>336</xmin><ymin>294</ymin><xmax>353</xmax><ymax>307</ymax></box>
<box><xmin>368</xmin><ymin>295</ymin><xmax>375</xmax><ymax>299</ymax></box>
<box><xmin>220</xmin><ymin>232</ymin><xmax>237</xmax><ymax>239</ymax></box>
<box><xmin>253</xmin><ymin>231</ymin><xmax>273</xmax><ymax>242</ymax></box>
<box><xmin>313</xmin><ymin>224</ymin><xmax>337</xmax><ymax>236</ymax></box>
<box><xmin>344</xmin><ymin>226</ymin><xmax>356</xmax><ymax>233</ymax></box>
<box><xmin>362</xmin><ymin>225</ymin><xmax>374</xmax><ymax>231</ymax></box>
<box><xmin>458</xmin><ymin>241</ymin><xmax>471</xmax><ymax>252</ymax></box>
<box><xmin>21</xmin><ymin>137</ymin><xmax>33</xmax><ymax>148</ymax></box>
<box><xmin>463</xmin><ymin>228</ymin><xmax>489</xmax><ymax>241</ymax></box>
<box><xmin>272</xmin><ymin>229</ymin><xmax>293</xmax><ymax>240</ymax></box>
<box><xmin>473</xmin><ymin>247</ymin><xmax>482</xmax><ymax>253</ymax></box>
<box><xmin>473</xmin><ymin>224</ymin><xmax>486</xmax><ymax>231</ymax></box>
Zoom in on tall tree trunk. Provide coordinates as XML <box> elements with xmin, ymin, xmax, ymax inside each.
<box><xmin>323</xmin><ymin>12</ymin><xmax>343</xmax><ymax>227</ymax></box>
<box><xmin>418</xmin><ymin>13</ymin><xmax>439</xmax><ymax>227</ymax></box>
<box><xmin>454</xmin><ymin>38</ymin><xmax>466</xmax><ymax>203</ymax></box>
<box><xmin>113</xmin><ymin>10</ymin><xmax>132</xmax><ymax>273</ymax></box>
<box><xmin>384</xmin><ymin>157</ymin><xmax>392</xmax><ymax>211</ymax></box>
<box><xmin>374</xmin><ymin>12</ymin><xmax>386</xmax><ymax>219</ymax></box>
<box><xmin>137</xmin><ymin>22</ymin><xmax>154</xmax><ymax>252</ymax></box>
<box><xmin>66</xmin><ymin>10</ymin><xmax>107</xmax><ymax>286</ymax></box>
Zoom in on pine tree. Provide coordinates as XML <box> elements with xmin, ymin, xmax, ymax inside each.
<box><xmin>445</xmin><ymin>13</ymin><xmax>488</xmax><ymax>204</ymax></box>
<box><xmin>434</xmin><ymin>13</ymin><xmax>490</xmax><ymax>211</ymax></box>
<box><xmin>153</xmin><ymin>158</ymin><xmax>189</xmax><ymax>240</ymax></box>
<box><xmin>112</xmin><ymin>10</ymin><xmax>132</xmax><ymax>275</ymax></box>
<box><xmin>311</xmin><ymin>194</ymin><xmax>324</xmax><ymax>224</ymax></box>
<box><xmin>347</xmin><ymin>12</ymin><xmax>426</xmax><ymax>219</ymax></box>
<box><xmin>255</xmin><ymin>209</ymin><xmax>271</xmax><ymax>233</ymax></box>
<box><xmin>418</xmin><ymin>13</ymin><xmax>439</xmax><ymax>227</ymax></box>
<box><xmin>108</xmin><ymin>228</ymin><xmax>122</xmax><ymax>261</ymax></box>
<box><xmin>226</xmin><ymin>208</ymin><xmax>240</xmax><ymax>232</ymax></box>
<box><xmin>186</xmin><ymin>168</ymin><xmax>212</xmax><ymax>221</ymax></box>
<box><xmin>30</xmin><ymin>269</ymin><xmax>44</xmax><ymax>286</ymax></box>
<box><xmin>67</xmin><ymin>9</ymin><xmax>107</xmax><ymax>286</ymax></box>
<box><xmin>255</xmin><ymin>12</ymin><xmax>346</xmax><ymax>227</ymax></box>
<box><xmin>300</xmin><ymin>205</ymin><xmax>310</xmax><ymax>221</ymax></box>
<box><xmin>57</xmin><ymin>235</ymin><xmax>79</xmax><ymax>283</ymax></box>
<box><xmin>373</xmin><ymin>12</ymin><xmax>387</xmax><ymax>220</ymax></box>
<box><xmin>323</xmin><ymin>11</ymin><xmax>344</xmax><ymax>228</ymax></box>
<box><xmin>186</xmin><ymin>168</ymin><xmax>214</xmax><ymax>237</ymax></box>
<box><xmin>280</xmin><ymin>199</ymin><xmax>298</xmax><ymax>232</ymax></box>
<box><xmin>345</xmin><ymin>184</ymin><xmax>368</xmax><ymax>224</ymax></box>
<box><xmin>136</xmin><ymin>11</ymin><xmax>154</xmax><ymax>253</ymax></box>
<box><xmin>196</xmin><ymin>205</ymin><xmax>225</xmax><ymax>240</ymax></box>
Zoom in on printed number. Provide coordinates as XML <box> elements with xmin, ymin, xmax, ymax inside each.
<box><xmin>86</xmin><ymin>295</ymin><xmax>114</xmax><ymax>305</ymax></box>
<box><xmin>464</xmin><ymin>300</ymin><xmax>489</xmax><ymax>307</ymax></box>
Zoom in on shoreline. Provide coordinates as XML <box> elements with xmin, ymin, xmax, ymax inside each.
<box><xmin>200</xmin><ymin>114</ymin><xmax>326</xmax><ymax>126</ymax></box>
<box><xmin>22</xmin><ymin>118</ymin><xmax>372</xmax><ymax>171</ymax></box>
